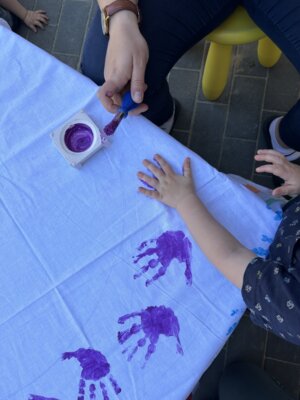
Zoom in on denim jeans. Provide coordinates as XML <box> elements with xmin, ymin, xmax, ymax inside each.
<box><xmin>82</xmin><ymin>0</ymin><xmax>300</xmax><ymax>149</ymax></box>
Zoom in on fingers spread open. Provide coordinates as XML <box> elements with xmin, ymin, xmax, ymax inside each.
<box><xmin>153</xmin><ymin>154</ymin><xmax>173</xmax><ymax>175</ymax></box>
<box><xmin>137</xmin><ymin>172</ymin><xmax>158</xmax><ymax>189</ymax></box>
<box><xmin>143</xmin><ymin>159</ymin><xmax>164</xmax><ymax>179</ymax></box>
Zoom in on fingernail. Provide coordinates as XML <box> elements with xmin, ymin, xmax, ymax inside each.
<box><xmin>133</xmin><ymin>91</ymin><xmax>142</xmax><ymax>103</ymax></box>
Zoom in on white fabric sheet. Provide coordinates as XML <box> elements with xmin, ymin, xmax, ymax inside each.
<box><xmin>0</xmin><ymin>27</ymin><xmax>282</xmax><ymax>400</ymax></box>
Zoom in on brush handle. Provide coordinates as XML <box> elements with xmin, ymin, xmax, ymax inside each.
<box><xmin>119</xmin><ymin>91</ymin><xmax>139</xmax><ymax>117</ymax></box>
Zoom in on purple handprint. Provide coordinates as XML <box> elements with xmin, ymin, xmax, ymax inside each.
<box><xmin>133</xmin><ymin>230</ymin><xmax>192</xmax><ymax>286</ymax></box>
<box><xmin>62</xmin><ymin>348</ymin><xmax>121</xmax><ymax>400</ymax></box>
<box><xmin>118</xmin><ymin>305</ymin><xmax>183</xmax><ymax>366</ymax></box>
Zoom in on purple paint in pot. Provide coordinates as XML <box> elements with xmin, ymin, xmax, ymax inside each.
<box><xmin>62</xmin><ymin>348</ymin><xmax>121</xmax><ymax>399</ymax></box>
<box><xmin>133</xmin><ymin>230</ymin><xmax>193</xmax><ymax>286</ymax></box>
<box><xmin>118</xmin><ymin>305</ymin><xmax>183</xmax><ymax>366</ymax></box>
<box><xmin>64</xmin><ymin>123</ymin><xmax>94</xmax><ymax>152</ymax></box>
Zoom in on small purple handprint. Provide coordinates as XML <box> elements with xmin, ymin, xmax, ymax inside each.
<box><xmin>133</xmin><ymin>230</ymin><xmax>192</xmax><ymax>286</ymax></box>
<box><xmin>62</xmin><ymin>348</ymin><xmax>121</xmax><ymax>400</ymax></box>
<box><xmin>118</xmin><ymin>305</ymin><xmax>183</xmax><ymax>367</ymax></box>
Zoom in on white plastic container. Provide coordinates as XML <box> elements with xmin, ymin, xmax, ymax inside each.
<box><xmin>51</xmin><ymin>111</ymin><xmax>104</xmax><ymax>167</ymax></box>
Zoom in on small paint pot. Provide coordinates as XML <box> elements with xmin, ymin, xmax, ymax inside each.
<box><xmin>51</xmin><ymin>112</ymin><xmax>103</xmax><ymax>167</ymax></box>
<box><xmin>64</xmin><ymin>122</ymin><xmax>94</xmax><ymax>153</ymax></box>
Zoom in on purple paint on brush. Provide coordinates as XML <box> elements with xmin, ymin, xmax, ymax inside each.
<box><xmin>62</xmin><ymin>348</ymin><xmax>121</xmax><ymax>399</ymax></box>
<box><xmin>133</xmin><ymin>230</ymin><xmax>192</xmax><ymax>286</ymax></box>
<box><xmin>64</xmin><ymin>123</ymin><xmax>94</xmax><ymax>152</ymax></box>
<box><xmin>103</xmin><ymin>115</ymin><xmax>122</xmax><ymax>136</ymax></box>
<box><xmin>118</xmin><ymin>305</ymin><xmax>183</xmax><ymax>366</ymax></box>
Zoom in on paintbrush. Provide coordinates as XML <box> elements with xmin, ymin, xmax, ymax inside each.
<box><xmin>103</xmin><ymin>91</ymin><xmax>139</xmax><ymax>136</ymax></box>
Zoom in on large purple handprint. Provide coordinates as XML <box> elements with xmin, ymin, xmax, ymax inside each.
<box><xmin>133</xmin><ymin>231</ymin><xmax>192</xmax><ymax>286</ymax></box>
<box><xmin>118</xmin><ymin>305</ymin><xmax>183</xmax><ymax>366</ymax></box>
<box><xmin>62</xmin><ymin>348</ymin><xmax>121</xmax><ymax>400</ymax></box>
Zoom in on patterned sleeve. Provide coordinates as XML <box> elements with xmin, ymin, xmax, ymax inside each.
<box><xmin>242</xmin><ymin>257</ymin><xmax>300</xmax><ymax>344</ymax></box>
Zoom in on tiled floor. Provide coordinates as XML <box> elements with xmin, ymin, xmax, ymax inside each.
<box><xmin>16</xmin><ymin>0</ymin><xmax>300</xmax><ymax>398</ymax></box>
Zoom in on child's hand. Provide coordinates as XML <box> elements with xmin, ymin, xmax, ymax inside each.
<box><xmin>255</xmin><ymin>149</ymin><xmax>300</xmax><ymax>197</ymax></box>
<box><xmin>24</xmin><ymin>9</ymin><xmax>48</xmax><ymax>32</ymax></box>
<box><xmin>137</xmin><ymin>154</ymin><xmax>196</xmax><ymax>209</ymax></box>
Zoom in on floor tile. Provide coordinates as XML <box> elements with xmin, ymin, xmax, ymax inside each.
<box><xmin>264</xmin><ymin>55</ymin><xmax>300</xmax><ymax>112</ymax></box>
<box><xmin>27</xmin><ymin>24</ymin><xmax>57</xmax><ymax>52</ymax></box>
<box><xmin>225</xmin><ymin>76</ymin><xmax>265</xmax><ymax>140</ymax></box>
<box><xmin>35</xmin><ymin>0</ymin><xmax>62</xmax><ymax>26</ymax></box>
<box><xmin>219</xmin><ymin>138</ymin><xmax>256</xmax><ymax>179</ymax></box>
<box><xmin>235</xmin><ymin>42</ymin><xmax>268</xmax><ymax>78</ymax></box>
<box><xmin>189</xmin><ymin>101</ymin><xmax>227</xmax><ymax>168</ymax></box>
<box><xmin>53</xmin><ymin>0</ymin><xmax>91</xmax><ymax>55</ymax></box>
<box><xmin>169</xmin><ymin>69</ymin><xmax>200</xmax><ymax>131</ymax></box>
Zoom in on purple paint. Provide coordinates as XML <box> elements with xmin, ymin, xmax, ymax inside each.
<box><xmin>139</xmin><ymin>159</ymin><xmax>163</xmax><ymax>190</ymax></box>
<box><xmin>133</xmin><ymin>230</ymin><xmax>192</xmax><ymax>286</ymax></box>
<box><xmin>64</xmin><ymin>123</ymin><xmax>94</xmax><ymax>152</ymax></box>
<box><xmin>62</xmin><ymin>348</ymin><xmax>121</xmax><ymax>399</ymax></box>
<box><xmin>139</xmin><ymin>178</ymin><xmax>155</xmax><ymax>190</ymax></box>
<box><xmin>103</xmin><ymin>114</ymin><xmax>122</xmax><ymax>136</ymax></box>
<box><xmin>118</xmin><ymin>305</ymin><xmax>183</xmax><ymax>366</ymax></box>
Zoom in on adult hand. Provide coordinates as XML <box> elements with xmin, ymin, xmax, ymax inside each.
<box><xmin>137</xmin><ymin>155</ymin><xmax>197</xmax><ymax>209</ymax></box>
<box><xmin>98</xmin><ymin>12</ymin><xmax>149</xmax><ymax>115</ymax></box>
<box><xmin>255</xmin><ymin>149</ymin><xmax>300</xmax><ymax>197</ymax></box>
<box><xmin>24</xmin><ymin>10</ymin><xmax>48</xmax><ymax>32</ymax></box>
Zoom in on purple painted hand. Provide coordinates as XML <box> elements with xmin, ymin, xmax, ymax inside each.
<box><xmin>133</xmin><ymin>230</ymin><xmax>192</xmax><ymax>286</ymax></box>
<box><xmin>62</xmin><ymin>348</ymin><xmax>121</xmax><ymax>400</ymax></box>
<box><xmin>118</xmin><ymin>305</ymin><xmax>183</xmax><ymax>367</ymax></box>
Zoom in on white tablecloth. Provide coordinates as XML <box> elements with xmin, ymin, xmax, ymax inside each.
<box><xmin>0</xmin><ymin>27</ymin><xmax>281</xmax><ymax>400</ymax></box>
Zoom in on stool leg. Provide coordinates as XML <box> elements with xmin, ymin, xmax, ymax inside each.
<box><xmin>202</xmin><ymin>42</ymin><xmax>233</xmax><ymax>101</ymax></box>
<box><xmin>257</xmin><ymin>37</ymin><xmax>281</xmax><ymax>68</ymax></box>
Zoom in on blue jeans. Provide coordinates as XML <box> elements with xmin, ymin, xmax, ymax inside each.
<box><xmin>82</xmin><ymin>0</ymin><xmax>300</xmax><ymax>149</ymax></box>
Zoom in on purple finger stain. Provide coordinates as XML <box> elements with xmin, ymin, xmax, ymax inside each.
<box><xmin>139</xmin><ymin>159</ymin><xmax>163</xmax><ymax>190</ymax></box>
<box><xmin>103</xmin><ymin>115</ymin><xmax>122</xmax><ymax>136</ymax></box>
<box><xmin>118</xmin><ymin>305</ymin><xmax>183</xmax><ymax>366</ymax></box>
<box><xmin>64</xmin><ymin>123</ymin><xmax>94</xmax><ymax>152</ymax></box>
<box><xmin>133</xmin><ymin>230</ymin><xmax>192</xmax><ymax>286</ymax></box>
<box><xmin>139</xmin><ymin>178</ymin><xmax>155</xmax><ymax>190</ymax></box>
<box><xmin>62</xmin><ymin>348</ymin><xmax>121</xmax><ymax>399</ymax></box>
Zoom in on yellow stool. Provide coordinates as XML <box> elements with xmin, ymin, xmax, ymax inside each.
<box><xmin>202</xmin><ymin>6</ymin><xmax>281</xmax><ymax>100</ymax></box>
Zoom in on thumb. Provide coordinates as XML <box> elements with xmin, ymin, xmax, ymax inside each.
<box><xmin>272</xmin><ymin>184</ymin><xmax>291</xmax><ymax>197</ymax></box>
<box><xmin>183</xmin><ymin>157</ymin><xmax>192</xmax><ymax>178</ymax></box>
<box><xmin>98</xmin><ymin>80</ymin><xmax>121</xmax><ymax>113</ymax></box>
<box><xmin>131</xmin><ymin>59</ymin><xmax>146</xmax><ymax>103</ymax></box>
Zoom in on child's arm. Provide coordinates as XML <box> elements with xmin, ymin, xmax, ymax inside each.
<box><xmin>0</xmin><ymin>0</ymin><xmax>48</xmax><ymax>32</ymax></box>
<box><xmin>137</xmin><ymin>155</ymin><xmax>254</xmax><ymax>289</ymax></box>
<box><xmin>255</xmin><ymin>149</ymin><xmax>300</xmax><ymax>197</ymax></box>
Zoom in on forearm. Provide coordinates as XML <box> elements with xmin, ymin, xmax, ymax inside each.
<box><xmin>97</xmin><ymin>0</ymin><xmax>139</xmax><ymax>33</ymax></box>
<box><xmin>177</xmin><ymin>194</ymin><xmax>254</xmax><ymax>289</ymax></box>
<box><xmin>98</xmin><ymin>0</ymin><xmax>138</xmax><ymax>8</ymax></box>
<box><xmin>0</xmin><ymin>0</ymin><xmax>27</xmax><ymax>20</ymax></box>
